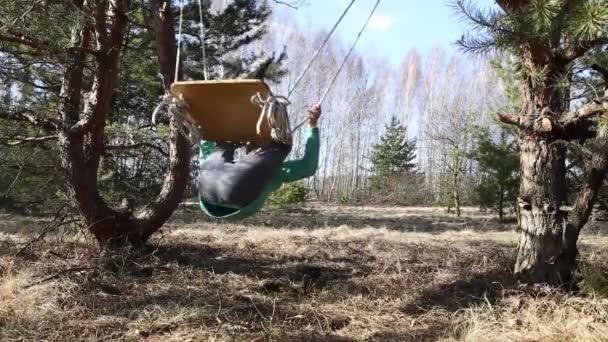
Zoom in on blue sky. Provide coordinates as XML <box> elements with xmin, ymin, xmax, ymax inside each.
<box><xmin>281</xmin><ymin>0</ymin><xmax>498</xmax><ymax>65</ymax></box>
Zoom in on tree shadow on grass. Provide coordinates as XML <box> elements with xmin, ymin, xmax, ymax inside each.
<box><xmin>385</xmin><ymin>253</ymin><xmax>518</xmax><ymax>341</ymax></box>
<box><xmin>403</xmin><ymin>268</ymin><xmax>517</xmax><ymax>315</ymax></box>
<box><xmin>70</xmin><ymin>246</ymin><xmax>366</xmax><ymax>341</ymax></box>
<box><xmin>146</xmin><ymin>241</ymin><xmax>370</xmax><ymax>285</ymax></box>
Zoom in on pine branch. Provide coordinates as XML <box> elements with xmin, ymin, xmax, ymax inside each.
<box><xmin>498</xmin><ymin>112</ymin><xmax>521</xmax><ymax>126</ymax></box>
<box><xmin>559</xmin><ymin>38</ymin><xmax>608</xmax><ymax>63</ymax></box>
<box><xmin>499</xmin><ymin>94</ymin><xmax>608</xmax><ymax>138</ymax></box>
<box><xmin>0</xmin><ymin>109</ymin><xmax>58</xmax><ymax>131</ymax></box>
<box><xmin>0</xmin><ymin>135</ymin><xmax>58</xmax><ymax>146</ymax></box>
<box><xmin>451</xmin><ymin>0</ymin><xmax>504</xmax><ymax>54</ymax></box>
<box><xmin>0</xmin><ymin>0</ymin><xmax>45</xmax><ymax>32</ymax></box>
<box><xmin>496</xmin><ymin>0</ymin><xmax>530</xmax><ymax>12</ymax></box>
<box><xmin>560</xmin><ymin>95</ymin><xmax>608</xmax><ymax>128</ymax></box>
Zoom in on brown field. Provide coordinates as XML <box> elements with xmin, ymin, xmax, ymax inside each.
<box><xmin>2</xmin><ymin>205</ymin><xmax>608</xmax><ymax>341</ymax></box>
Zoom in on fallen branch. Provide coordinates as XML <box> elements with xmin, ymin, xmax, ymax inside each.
<box><xmin>16</xmin><ymin>205</ymin><xmax>78</xmax><ymax>257</ymax></box>
<box><xmin>23</xmin><ymin>266</ymin><xmax>94</xmax><ymax>289</ymax></box>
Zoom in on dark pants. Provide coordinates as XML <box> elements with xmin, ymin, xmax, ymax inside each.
<box><xmin>197</xmin><ymin>142</ymin><xmax>292</xmax><ymax>208</ymax></box>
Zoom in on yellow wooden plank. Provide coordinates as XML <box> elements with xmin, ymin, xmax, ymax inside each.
<box><xmin>170</xmin><ymin>80</ymin><xmax>273</xmax><ymax>144</ymax></box>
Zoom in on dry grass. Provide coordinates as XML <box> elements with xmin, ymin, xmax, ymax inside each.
<box><xmin>447</xmin><ymin>292</ymin><xmax>608</xmax><ymax>342</ymax></box>
<box><xmin>1</xmin><ymin>205</ymin><xmax>608</xmax><ymax>341</ymax></box>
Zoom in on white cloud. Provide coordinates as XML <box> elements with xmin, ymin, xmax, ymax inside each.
<box><xmin>368</xmin><ymin>14</ymin><xmax>396</xmax><ymax>33</ymax></box>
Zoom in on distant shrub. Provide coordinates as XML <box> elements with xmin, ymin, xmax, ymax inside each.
<box><xmin>269</xmin><ymin>182</ymin><xmax>309</xmax><ymax>208</ymax></box>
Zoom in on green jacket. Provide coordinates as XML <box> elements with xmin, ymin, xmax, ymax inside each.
<box><xmin>198</xmin><ymin>127</ymin><xmax>320</xmax><ymax>220</ymax></box>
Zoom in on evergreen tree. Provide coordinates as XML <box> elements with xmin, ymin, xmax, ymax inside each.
<box><xmin>369</xmin><ymin>116</ymin><xmax>418</xmax><ymax>202</ymax></box>
<box><xmin>370</xmin><ymin>116</ymin><xmax>416</xmax><ymax>177</ymax></box>
<box><xmin>470</xmin><ymin>126</ymin><xmax>519</xmax><ymax>221</ymax></box>
<box><xmin>456</xmin><ymin>0</ymin><xmax>608</xmax><ymax>284</ymax></box>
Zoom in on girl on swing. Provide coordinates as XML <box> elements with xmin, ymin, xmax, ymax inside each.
<box><xmin>197</xmin><ymin>104</ymin><xmax>321</xmax><ymax>220</ymax></box>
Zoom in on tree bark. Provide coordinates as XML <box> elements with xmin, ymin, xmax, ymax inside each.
<box><xmin>498</xmin><ymin>184</ymin><xmax>504</xmax><ymax>222</ymax></box>
<box><xmin>514</xmin><ymin>135</ymin><xmax>571</xmax><ymax>284</ymax></box>
<box><xmin>493</xmin><ymin>0</ymin><xmax>608</xmax><ymax>284</ymax></box>
<box><xmin>56</xmin><ymin>0</ymin><xmax>192</xmax><ymax>246</ymax></box>
<box><xmin>453</xmin><ymin>169</ymin><xmax>461</xmax><ymax>217</ymax></box>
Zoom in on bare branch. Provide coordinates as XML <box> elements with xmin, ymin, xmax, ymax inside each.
<box><xmin>551</xmin><ymin>140</ymin><xmax>593</xmax><ymax>164</ymax></box>
<box><xmin>560</xmin><ymin>95</ymin><xmax>608</xmax><ymax>129</ymax></box>
<box><xmin>0</xmin><ymin>135</ymin><xmax>58</xmax><ymax>146</ymax></box>
<box><xmin>105</xmin><ymin>142</ymin><xmax>169</xmax><ymax>157</ymax></box>
<box><xmin>2</xmin><ymin>163</ymin><xmax>24</xmax><ymax>199</ymax></box>
<box><xmin>559</xmin><ymin>38</ymin><xmax>608</xmax><ymax>63</ymax></box>
<box><xmin>0</xmin><ymin>109</ymin><xmax>58</xmax><ymax>131</ymax></box>
<box><xmin>272</xmin><ymin>0</ymin><xmax>306</xmax><ymax>9</ymax></box>
<box><xmin>23</xmin><ymin>267</ymin><xmax>95</xmax><ymax>289</ymax></box>
<box><xmin>591</xmin><ymin>63</ymin><xmax>608</xmax><ymax>84</ymax></box>
<box><xmin>0</xmin><ymin>33</ymin><xmax>51</xmax><ymax>56</ymax></box>
<box><xmin>498</xmin><ymin>112</ymin><xmax>521</xmax><ymax>126</ymax></box>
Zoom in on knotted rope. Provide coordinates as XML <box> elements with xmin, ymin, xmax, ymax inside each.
<box><xmin>251</xmin><ymin>93</ymin><xmax>292</xmax><ymax>145</ymax></box>
<box><xmin>152</xmin><ymin>94</ymin><xmax>202</xmax><ymax>144</ymax></box>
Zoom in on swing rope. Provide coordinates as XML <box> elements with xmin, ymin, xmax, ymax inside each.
<box><xmin>291</xmin><ymin>0</ymin><xmax>381</xmax><ymax>132</ymax></box>
<box><xmin>162</xmin><ymin>0</ymin><xmax>380</xmax><ymax>144</ymax></box>
<box><xmin>252</xmin><ymin>93</ymin><xmax>292</xmax><ymax>145</ymax></box>
<box><xmin>287</xmin><ymin>0</ymin><xmax>356</xmax><ymax>98</ymax></box>
<box><xmin>175</xmin><ymin>1</ymin><xmax>184</xmax><ymax>84</ymax></box>
<box><xmin>153</xmin><ymin>0</ymin><xmax>201</xmax><ymax>145</ymax></box>
<box><xmin>257</xmin><ymin>0</ymin><xmax>380</xmax><ymax>139</ymax></box>
<box><xmin>198</xmin><ymin>0</ymin><xmax>209</xmax><ymax>81</ymax></box>
<box><xmin>152</xmin><ymin>93</ymin><xmax>202</xmax><ymax>144</ymax></box>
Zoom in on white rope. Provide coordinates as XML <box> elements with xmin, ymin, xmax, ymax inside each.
<box><xmin>291</xmin><ymin>0</ymin><xmax>381</xmax><ymax>132</ymax></box>
<box><xmin>252</xmin><ymin>93</ymin><xmax>292</xmax><ymax>145</ymax></box>
<box><xmin>175</xmin><ymin>0</ymin><xmax>184</xmax><ymax>83</ymax></box>
<box><xmin>152</xmin><ymin>94</ymin><xmax>202</xmax><ymax>144</ymax></box>
<box><xmin>287</xmin><ymin>0</ymin><xmax>356</xmax><ymax>98</ymax></box>
<box><xmin>198</xmin><ymin>0</ymin><xmax>209</xmax><ymax>80</ymax></box>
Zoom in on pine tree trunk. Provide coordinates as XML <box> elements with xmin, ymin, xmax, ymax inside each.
<box><xmin>453</xmin><ymin>169</ymin><xmax>461</xmax><ymax>217</ymax></box>
<box><xmin>491</xmin><ymin>0</ymin><xmax>608</xmax><ymax>286</ymax></box>
<box><xmin>57</xmin><ymin>0</ymin><xmax>191</xmax><ymax>246</ymax></box>
<box><xmin>498</xmin><ymin>184</ymin><xmax>504</xmax><ymax>222</ymax></box>
<box><xmin>514</xmin><ymin>135</ymin><xmax>572</xmax><ymax>284</ymax></box>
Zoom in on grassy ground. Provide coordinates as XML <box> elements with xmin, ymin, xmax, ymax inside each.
<box><xmin>1</xmin><ymin>206</ymin><xmax>608</xmax><ymax>341</ymax></box>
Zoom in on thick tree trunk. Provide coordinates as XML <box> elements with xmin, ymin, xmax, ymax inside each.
<box><xmin>515</xmin><ymin>135</ymin><xmax>571</xmax><ymax>284</ymax></box>
<box><xmin>495</xmin><ymin>0</ymin><xmax>608</xmax><ymax>284</ymax></box>
<box><xmin>57</xmin><ymin>0</ymin><xmax>192</xmax><ymax>246</ymax></box>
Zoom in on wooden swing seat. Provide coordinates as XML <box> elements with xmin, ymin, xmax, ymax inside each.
<box><xmin>170</xmin><ymin>79</ymin><xmax>273</xmax><ymax>144</ymax></box>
